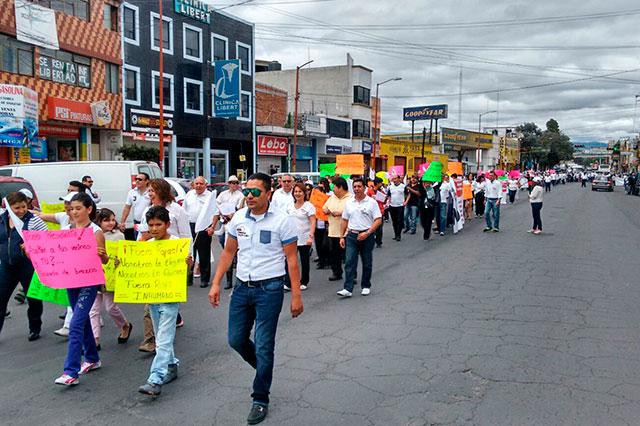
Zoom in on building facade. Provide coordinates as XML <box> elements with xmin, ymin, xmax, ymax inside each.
<box><xmin>0</xmin><ymin>0</ymin><xmax>123</xmax><ymax>165</ymax></box>
<box><xmin>121</xmin><ymin>1</ymin><xmax>254</xmax><ymax>181</ymax></box>
<box><xmin>379</xmin><ymin>133</ymin><xmax>445</xmax><ymax>175</ymax></box>
<box><xmin>256</xmin><ymin>53</ymin><xmax>373</xmax><ymax>171</ymax></box>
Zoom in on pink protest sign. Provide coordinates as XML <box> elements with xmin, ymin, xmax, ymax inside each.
<box><xmin>417</xmin><ymin>163</ymin><xmax>429</xmax><ymax>177</ymax></box>
<box><xmin>23</xmin><ymin>229</ymin><xmax>105</xmax><ymax>288</ymax></box>
<box><xmin>508</xmin><ymin>170</ymin><xmax>521</xmax><ymax>179</ymax></box>
<box><xmin>389</xmin><ymin>165</ymin><xmax>405</xmax><ymax>178</ymax></box>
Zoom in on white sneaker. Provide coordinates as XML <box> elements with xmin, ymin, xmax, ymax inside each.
<box><xmin>361</xmin><ymin>288</ymin><xmax>371</xmax><ymax>296</ymax></box>
<box><xmin>54</xmin><ymin>327</ymin><xmax>69</xmax><ymax>337</ymax></box>
<box><xmin>300</xmin><ymin>285</ymin><xmax>308</xmax><ymax>291</ymax></box>
<box><xmin>336</xmin><ymin>289</ymin><xmax>352</xmax><ymax>297</ymax></box>
<box><xmin>54</xmin><ymin>374</ymin><xmax>79</xmax><ymax>386</ymax></box>
<box><xmin>79</xmin><ymin>361</ymin><xmax>102</xmax><ymax>375</ymax></box>
<box><xmin>284</xmin><ymin>285</ymin><xmax>291</xmax><ymax>292</ymax></box>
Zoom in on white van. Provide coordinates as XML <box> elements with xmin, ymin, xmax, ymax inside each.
<box><xmin>0</xmin><ymin>161</ymin><xmax>162</xmax><ymax>227</ymax></box>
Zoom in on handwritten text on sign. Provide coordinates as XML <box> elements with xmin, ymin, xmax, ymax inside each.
<box><xmin>23</xmin><ymin>229</ymin><xmax>105</xmax><ymax>288</ymax></box>
<box><xmin>114</xmin><ymin>239</ymin><xmax>190</xmax><ymax>304</ymax></box>
<box><xmin>104</xmin><ymin>240</ymin><xmax>119</xmax><ymax>292</ymax></box>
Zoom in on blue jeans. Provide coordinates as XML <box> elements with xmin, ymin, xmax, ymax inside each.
<box><xmin>485</xmin><ymin>198</ymin><xmax>500</xmax><ymax>229</ymax></box>
<box><xmin>147</xmin><ymin>303</ymin><xmax>180</xmax><ymax>385</ymax></box>
<box><xmin>64</xmin><ymin>286</ymin><xmax>99</xmax><ymax>378</ymax></box>
<box><xmin>228</xmin><ymin>276</ymin><xmax>285</xmax><ymax>405</ymax></box>
<box><xmin>343</xmin><ymin>232</ymin><xmax>375</xmax><ymax>292</ymax></box>
<box><xmin>439</xmin><ymin>202</ymin><xmax>448</xmax><ymax>233</ymax></box>
<box><xmin>404</xmin><ymin>205</ymin><xmax>419</xmax><ymax>233</ymax></box>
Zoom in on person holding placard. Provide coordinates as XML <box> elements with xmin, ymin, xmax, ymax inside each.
<box><xmin>387</xmin><ymin>175</ymin><xmax>406</xmax><ymax>241</ymax></box>
<box><xmin>138</xmin><ymin>206</ymin><xmax>193</xmax><ymax>397</ymax></box>
<box><xmin>55</xmin><ymin>193</ymin><xmax>109</xmax><ymax>386</ymax></box>
<box><xmin>209</xmin><ymin>172</ymin><xmax>303</xmax><ymax>425</ymax></box>
<box><xmin>286</xmin><ymin>182</ymin><xmax>316</xmax><ymax>291</ymax></box>
<box><xmin>366</xmin><ymin>177</ymin><xmax>386</xmax><ymax>248</ymax></box>
<box><xmin>0</xmin><ymin>192</ymin><xmax>48</xmax><ymax>341</ymax></box>
<box><xmin>88</xmin><ymin>208</ymin><xmax>132</xmax><ymax>349</ymax></box>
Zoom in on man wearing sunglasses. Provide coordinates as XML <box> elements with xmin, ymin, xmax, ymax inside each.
<box><xmin>209</xmin><ymin>172</ymin><xmax>303</xmax><ymax>425</ymax></box>
<box><xmin>271</xmin><ymin>173</ymin><xmax>294</xmax><ymax>213</ymax></box>
<box><xmin>120</xmin><ymin>173</ymin><xmax>151</xmax><ymax>237</ymax></box>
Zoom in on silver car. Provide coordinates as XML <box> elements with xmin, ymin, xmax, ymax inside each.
<box><xmin>591</xmin><ymin>175</ymin><xmax>613</xmax><ymax>192</ymax></box>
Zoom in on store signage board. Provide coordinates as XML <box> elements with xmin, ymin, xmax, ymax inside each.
<box><xmin>39</xmin><ymin>56</ymin><xmax>90</xmax><ymax>88</ymax></box>
<box><xmin>403</xmin><ymin>104</ymin><xmax>448</xmax><ymax>121</ymax></box>
<box><xmin>130</xmin><ymin>109</ymin><xmax>174</xmax><ymax>134</ymax></box>
<box><xmin>47</xmin><ymin>97</ymin><xmax>93</xmax><ymax>124</ymax></box>
<box><xmin>0</xmin><ymin>84</ymin><xmax>38</xmax><ymax>148</ymax></box>
<box><xmin>14</xmin><ymin>0</ymin><xmax>59</xmax><ymax>50</ymax></box>
<box><xmin>257</xmin><ymin>135</ymin><xmax>288</xmax><ymax>156</ymax></box>
<box><xmin>174</xmin><ymin>0</ymin><xmax>211</xmax><ymax>23</ymax></box>
<box><xmin>213</xmin><ymin>60</ymin><xmax>240</xmax><ymax>118</ymax></box>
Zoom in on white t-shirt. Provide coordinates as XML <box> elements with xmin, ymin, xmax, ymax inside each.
<box><xmin>508</xmin><ymin>179</ymin><xmax>519</xmax><ymax>191</ymax></box>
<box><xmin>216</xmin><ymin>189</ymin><xmax>244</xmax><ymax>212</ymax></box>
<box><xmin>287</xmin><ymin>201</ymin><xmax>316</xmax><ymax>246</ymax></box>
<box><xmin>55</xmin><ymin>212</ymin><xmax>72</xmax><ymax>230</ymax></box>
<box><xmin>439</xmin><ymin>181</ymin><xmax>455</xmax><ymax>203</ymax></box>
<box><xmin>138</xmin><ymin>202</ymin><xmax>191</xmax><ymax>240</ymax></box>
<box><xmin>388</xmin><ymin>183</ymin><xmax>406</xmax><ymax>207</ymax></box>
<box><xmin>342</xmin><ymin>196</ymin><xmax>382</xmax><ymax>231</ymax></box>
<box><xmin>271</xmin><ymin>188</ymin><xmax>294</xmax><ymax>213</ymax></box>
<box><xmin>484</xmin><ymin>180</ymin><xmax>503</xmax><ymax>199</ymax></box>
<box><xmin>125</xmin><ymin>188</ymin><xmax>151</xmax><ymax>222</ymax></box>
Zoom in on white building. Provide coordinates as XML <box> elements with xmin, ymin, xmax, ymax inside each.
<box><xmin>256</xmin><ymin>54</ymin><xmax>373</xmax><ymax>170</ymax></box>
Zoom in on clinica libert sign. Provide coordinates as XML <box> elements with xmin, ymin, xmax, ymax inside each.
<box><xmin>174</xmin><ymin>0</ymin><xmax>211</xmax><ymax>23</ymax></box>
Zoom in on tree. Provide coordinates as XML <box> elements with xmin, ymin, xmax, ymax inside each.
<box><xmin>117</xmin><ymin>145</ymin><xmax>160</xmax><ymax>163</ymax></box>
<box><xmin>546</xmin><ymin>119</ymin><xmax>560</xmax><ymax>133</ymax></box>
<box><xmin>517</xmin><ymin>122</ymin><xmax>543</xmax><ymax>168</ymax></box>
<box><xmin>539</xmin><ymin>120</ymin><xmax>573</xmax><ymax>168</ymax></box>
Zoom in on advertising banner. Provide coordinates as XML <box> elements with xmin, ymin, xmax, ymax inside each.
<box><xmin>0</xmin><ymin>84</ymin><xmax>38</xmax><ymax>148</ymax></box>
<box><xmin>441</xmin><ymin>127</ymin><xmax>493</xmax><ymax>150</ymax></box>
<box><xmin>91</xmin><ymin>101</ymin><xmax>112</xmax><ymax>126</ymax></box>
<box><xmin>257</xmin><ymin>135</ymin><xmax>288</xmax><ymax>156</ymax></box>
<box><xmin>213</xmin><ymin>60</ymin><xmax>241</xmax><ymax>118</ymax></box>
<box><xmin>403</xmin><ymin>104</ymin><xmax>448</xmax><ymax>121</ymax></box>
<box><xmin>14</xmin><ymin>0</ymin><xmax>59</xmax><ymax>50</ymax></box>
<box><xmin>47</xmin><ymin>97</ymin><xmax>93</xmax><ymax>124</ymax></box>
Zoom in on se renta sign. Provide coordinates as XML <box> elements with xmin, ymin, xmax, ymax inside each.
<box><xmin>174</xmin><ymin>0</ymin><xmax>211</xmax><ymax>23</ymax></box>
<box><xmin>403</xmin><ymin>104</ymin><xmax>448</xmax><ymax>121</ymax></box>
<box><xmin>257</xmin><ymin>135</ymin><xmax>288</xmax><ymax>156</ymax></box>
<box><xmin>213</xmin><ymin>60</ymin><xmax>241</xmax><ymax>118</ymax></box>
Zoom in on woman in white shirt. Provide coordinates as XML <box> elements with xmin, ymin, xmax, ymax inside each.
<box><xmin>528</xmin><ymin>177</ymin><xmax>544</xmax><ymax>234</ymax></box>
<box><xmin>287</xmin><ymin>182</ymin><xmax>316</xmax><ymax>291</ymax></box>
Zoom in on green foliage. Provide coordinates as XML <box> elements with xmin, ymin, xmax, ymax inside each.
<box><xmin>517</xmin><ymin>120</ymin><xmax>573</xmax><ymax>169</ymax></box>
<box><xmin>117</xmin><ymin>145</ymin><xmax>160</xmax><ymax>163</ymax></box>
<box><xmin>546</xmin><ymin>119</ymin><xmax>560</xmax><ymax>133</ymax></box>
<box><xmin>284</xmin><ymin>113</ymin><xmax>293</xmax><ymax>129</ymax></box>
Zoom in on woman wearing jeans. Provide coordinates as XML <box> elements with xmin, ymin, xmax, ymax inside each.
<box><xmin>287</xmin><ymin>183</ymin><xmax>316</xmax><ymax>291</ymax></box>
<box><xmin>528</xmin><ymin>178</ymin><xmax>544</xmax><ymax>235</ymax></box>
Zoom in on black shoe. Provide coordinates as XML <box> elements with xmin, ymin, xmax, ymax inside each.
<box><xmin>14</xmin><ymin>292</ymin><xmax>25</xmax><ymax>304</ymax></box>
<box><xmin>376</xmin><ymin>243</ymin><xmax>382</xmax><ymax>248</ymax></box>
<box><xmin>328</xmin><ymin>275</ymin><xmax>342</xmax><ymax>281</ymax></box>
<box><xmin>4</xmin><ymin>311</ymin><xmax>10</xmax><ymax>318</ymax></box>
<box><xmin>58</xmin><ymin>312</ymin><xmax>66</xmax><ymax>320</ymax></box>
<box><xmin>397</xmin><ymin>236</ymin><xmax>401</xmax><ymax>241</ymax></box>
<box><xmin>96</xmin><ymin>344</ymin><xmax>101</xmax><ymax>351</ymax></box>
<box><xmin>138</xmin><ymin>382</ymin><xmax>162</xmax><ymax>396</ymax></box>
<box><xmin>410</xmin><ymin>230</ymin><xmax>416</xmax><ymax>235</ymax></box>
<box><xmin>187</xmin><ymin>281</ymin><xmax>194</xmax><ymax>287</ymax></box>
<box><xmin>423</xmin><ymin>234</ymin><xmax>429</xmax><ymax>240</ymax></box>
<box><xmin>162</xmin><ymin>363</ymin><xmax>178</xmax><ymax>384</ymax></box>
<box><xmin>200</xmin><ymin>282</ymin><xmax>209</xmax><ymax>288</ymax></box>
<box><xmin>28</xmin><ymin>332</ymin><xmax>40</xmax><ymax>341</ymax></box>
<box><xmin>247</xmin><ymin>404</ymin><xmax>268</xmax><ymax>425</ymax></box>
<box><xmin>402</xmin><ymin>229</ymin><xmax>408</xmax><ymax>234</ymax></box>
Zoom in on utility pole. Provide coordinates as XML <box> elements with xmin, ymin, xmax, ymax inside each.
<box><xmin>292</xmin><ymin>60</ymin><xmax>313</xmax><ymax>172</ymax></box>
<box><xmin>458</xmin><ymin>68</ymin><xmax>462</xmax><ymax>128</ymax></box>
<box><xmin>370</xmin><ymin>77</ymin><xmax>401</xmax><ymax>170</ymax></box>
<box><xmin>158</xmin><ymin>0</ymin><xmax>164</xmax><ymax>173</ymax></box>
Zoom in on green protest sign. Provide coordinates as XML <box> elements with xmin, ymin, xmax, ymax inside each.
<box><xmin>26</xmin><ymin>273</ymin><xmax>70</xmax><ymax>306</ymax></box>
<box><xmin>319</xmin><ymin>163</ymin><xmax>336</xmax><ymax>178</ymax></box>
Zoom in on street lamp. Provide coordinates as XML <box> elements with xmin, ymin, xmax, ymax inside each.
<box><xmin>371</xmin><ymin>77</ymin><xmax>402</xmax><ymax>170</ymax></box>
<box><xmin>292</xmin><ymin>60</ymin><xmax>313</xmax><ymax>172</ymax></box>
<box><xmin>478</xmin><ymin>110</ymin><xmax>497</xmax><ymax>133</ymax></box>
<box><xmin>633</xmin><ymin>94</ymin><xmax>640</xmax><ymax>135</ymax></box>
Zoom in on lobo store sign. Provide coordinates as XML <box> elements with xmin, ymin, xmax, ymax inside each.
<box><xmin>258</xmin><ymin>135</ymin><xmax>288</xmax><ymax>156</ymax></box>
<box><xmin>0</xmin><ymin>84</ymin><xmax>38</xmax><ymax>147</ymax></box>
<box><xmin>174</xmin><ymin>0</ymin><xmax>211</xmax><ymax>23</ymax></box>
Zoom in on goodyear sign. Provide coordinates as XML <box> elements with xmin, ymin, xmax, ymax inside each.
<box><xmin>403</xmin><ymin>104</ymin><xmax>448</xmax><ymax>121</ymax></box>
<box><xmin>441</xmin><ymin>127</ymin><xmax>493</xmax><ymax>150</ymax></box>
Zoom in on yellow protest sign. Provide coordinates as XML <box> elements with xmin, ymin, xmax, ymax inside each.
<box><xmin>114</xmin><ymin>238</ymin><xmax>190</xmax><ymax>304</ymax></box>
<box><xmin>335</xmin><ymin>154</ymin><xmax>365</xmax><ymax>175</ymax></box>
<box><xmin>104</xmin><ymin>240</ymin><xmax>120</xmax><ymax>292</ymax></box>
<box><xmin>41</xmin><ymin>202</ymin><xmax>65</xmax><ymax>230</ymax></box>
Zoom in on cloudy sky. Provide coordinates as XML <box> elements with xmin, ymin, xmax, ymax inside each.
<box><xmin>216</xmin><ymin>0</ymin><xmax>640</xmax><ymax>143</ymax></box>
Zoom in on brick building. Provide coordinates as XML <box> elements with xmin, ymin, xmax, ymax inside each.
<box><xmin>0</xmin><ymin>0</ymin><xmax>123</xmax><ymax>165</ymax></box>
<box><xmin>255</xmin><ymin>82</ymin><xmax>290</xmax><ymax>173</ymax></box>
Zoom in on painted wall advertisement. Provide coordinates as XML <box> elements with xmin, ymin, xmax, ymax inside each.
<box><xmin>0</xmin><ymin>84</ymin><xmax>39</xmax><ymax>148</ymax></box>
<box><xmin>213</xmin><ymin>59</ymin><xmax>240</xmax><ymax>118</ymax></box>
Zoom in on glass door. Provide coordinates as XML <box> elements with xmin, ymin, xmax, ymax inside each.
<box><xmin>210</xmin><ymin>150</ymin><xmax>228</xmax><ymax>183</ymax></box>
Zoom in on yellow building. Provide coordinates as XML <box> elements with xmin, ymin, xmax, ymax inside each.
<box><xmin>500</xmin><ymin>137</ymin><xmax>521</xmax><ymax>169</ymax></box>
<box><xmin>379</xmin><ymin>133</ymin><xmax>447</xmax><ymax>174</ymax></box>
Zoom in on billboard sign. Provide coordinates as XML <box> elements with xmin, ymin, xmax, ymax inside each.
<box><xmin>213</xmin><ymin>60</ymin><xmax>241</xmax><ymax>118</ymax></box>
<box><xmin>403</xmin><ymin>104</ymin><xmax>448</xmax><ymax>121</ymax></box>
<box><xmin>0</xmin><ymin>84</ymin><xmax>38</xmax><ymax>148</ymax></box>
<box><xmin>257</xmin><ymin>135</ymin><xmax>288</xmax><ymax>156</ymax></box>
<box><xmin>441</xmin><ymin>127</ymin><xmax>493</xmax><ymax>150</ymax></box>
<box><xmin>14</xmin><ymin>0</ymin><xmax>59</xmax><ymax>50</ymax></box>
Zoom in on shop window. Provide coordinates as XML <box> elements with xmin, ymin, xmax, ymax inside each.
<box><xmin>0</xmin><ymin>35</ymin><xmax>34</xmax><ymax>76</ymax></box>
<box><xmin>39</xmin><ymin>48</ymin><xmax>91</xmax><ymax>87</ymax></box>
<box><xmin>105</xmin><ymin>62</ymin><xmax>119</xmax><ymax>94</ymax></box>
<box><xmin>35</xmin><ymin>0</ymin><xmax>89</xmax><ymax>20</ymax></box>
<box><xmin>352</xmin><ymin>119</ymin><xmax>371</xmax><ymax>138</ymax></box>
<box><xmin>211</xmin><ymin>34</ymin><xmax>228</xmax><ymax>62</ymax></box>
<box><xmin>184</xmin><ymin>78</ymin><xmax>203</xmax><ymax>115</ymax></box>
<box><xmin>327</xmin><ymin>118</ymin><xmax>350</xmax><ymax>139</ymax></box>
<box><xmin>123</xmin><ymin>3</ymin><xmax>139</xmax><ymax>44</ymax></box>
<box><xmin>183</xmin><ymin>24</ymin><xmax>202</xmax><ymax>62</ymax></box>
<box><xmin>103</xmin><ymin>4</ymin><xmax>118</xmax><ymax>31</ymax></box>
<box><xmin>151</xmin><ymin>12</ymin><xmax>173</xmax><ymax>54</ymax></box>
<box><xmin>353</xmin><ymin>86</ymin><xmax>370</xmax><ymax>106</ymax></box>
<box><xmin>124</xmin><ymin>65</ymin><xmax>140</xmax><ymax>105</ymax></box>
<box><xmin>236</xmin><ymin>42</ymin><xmax>251</xmax><ymax>75</ymax></box>
<box><xmin>152</xmin><ymin>71</ymin><xmax>174</xmax><ymax>111</ymax></box>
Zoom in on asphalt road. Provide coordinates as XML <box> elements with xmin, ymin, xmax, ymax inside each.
<box><xmin>2</xmin><ymin>183</ymin><xmax>640</xmax><ymax>426</ymax></box>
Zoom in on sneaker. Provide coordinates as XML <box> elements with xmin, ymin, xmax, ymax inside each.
<box><xmin>247</xmin><ymin>404</ymin><xmax>269</xmax><ymax>425</ymax></box>
<box><xmin>176</xmin><ymin>316</ymin><xmax>185</xmax><ymax>328</ymax></box>
<box><xmin>79</xmin><ymin>361</ymin><xmax>102</xmax><ymax>375</ymax></box>
<box><xmin>138</xmin><ymin>382</ymin><xmax>162</xmax><ymax>396</ymax></box>
<box><xmin>492</xmin><ymin>228</ymin><xmax>500</xmax><ymax>233</ymax></box>
<box><xmin>439</xmin><ymin>232</ymin><xmax>445</xmax><ymax>236</ymax></box>
<box><xmin>328</xmin><ymin>275</ymin><xmax>342</xmax><ymax>281</ymax></box>
<box><xmin>300</xmin><ymin>284</ymin><xmax>308</xmax><ymax>291</ymax></box>
<box><xmin>336</xmin><ymin>289</ymin><xmax>352</xmax><ymax>298</ymax></box>
<box><xmin>483</xmin><ymin>227</ymin><xmax>492</xmax><ymax>232</ymax></box>
<box><xmin>54</xmin><ymin>374</ymin><xmax>79</xmax><ymax>386</ymax></box>
<box><xmin>28</xmin><ymin>332</ymin><xmax>40</xmax><ymax>342</ymax></box>
<box><xmin>533</xmin><ymin>230</ymin><xmax>541</xmax><ymax>235</ymax></box>
<box><xmin>162</xmin><ymin>363</ymin><xmax>178</xmax><ymax>384</ymax></box>
<box><xmin>54</xmin><ymin>327</ymin><xmax>69</xmax><ymax>337</ymax></box>
<box><xmin>361</xmin><ymin>288</ymin><xmax>371</xmax><ymax>296</ymax></box>
<box><xmin>283</xmin><ymin>285</ymin><xmax>291</xmax><ymax>292</ymax></box>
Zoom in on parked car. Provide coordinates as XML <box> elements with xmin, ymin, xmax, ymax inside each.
<box><xmin>0</xmin><ymin>161</ymin><xmax>163</xmax><ymax>227</ymax></box>
<box><xmin>164</xmin><ymin>177</ymin><xmax>190</xmax><ymax>205</ymax></box>
<box><xmin>0</xmin><ymin>176</ymin><xmax>40</xmax><ymax>209</ymax></box>
<box><xmin>592</xmin><ymin>175</ymin><xmax>613</xmax><ymax>192</ymax></box>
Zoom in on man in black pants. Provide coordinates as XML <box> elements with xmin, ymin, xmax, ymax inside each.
<box><xmin>184</xmin><ymin>177</ymin><xmax>213</xmax><ymax>288</ymax></box>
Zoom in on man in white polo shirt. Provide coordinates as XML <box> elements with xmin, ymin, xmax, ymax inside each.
<box><xmin>337</xmin><ymin>177</ymin><xmax>382</xmax><ymax>298</ymax></box>
<box><xmin>209</xmin><ymin>172</ymin><xmax>303</xmax><ymax>425</ymax></box>
<box><xmin>483</xmin><ymin>171</ymin><xmax>502</xmax><ymax>232</ymax></box>
<box><xmin>119</xmin><ymin>172</ymin><xmax>151</xmax><ymax>239</ymax></box>
<box><xmin>270</xmin><ymin>173</ymin><xmax>294</xmax><ymax>213</ymax></box>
